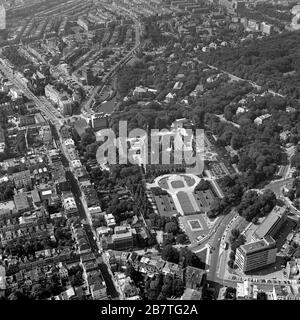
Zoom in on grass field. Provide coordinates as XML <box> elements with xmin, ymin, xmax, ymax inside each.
<box><xmin>170</xmin><ymin>180</ymin><xmax>185</xmax><ymax>188</ymax></box>
<box><xmin>177</xmin><ymin>191</ymin><xmax>195</xmax><ymax>214</ymax></box>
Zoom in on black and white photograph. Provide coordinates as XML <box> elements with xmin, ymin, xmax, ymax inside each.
<box><xmin>0</xmin><ymin>0</ymin><xmax>299</xmax><ymax>311</ymax></box>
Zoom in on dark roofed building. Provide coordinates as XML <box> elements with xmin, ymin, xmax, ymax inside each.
<box><xmin>12</xmin><ymin>170</ymin><xmax>32</xmax><ymax>189</ymax></box>
<box><xmin>19</xmin><ymin>114</ymin><xmax>36</xmax><ymax>127</ymax></box>
<box><xmin>91</xmin><ymin>115</ymin><xmax>109</xmax><ymax>132</ymax></box>
<box><xmin>14</xmin><ymin>193</ymin><xmax>30</xmax><ymax>213</ymax></box>
<box><xmin>185</xmin><ymin>266</ymin><xmax>206</xmax><ymax>292</ymax></box>
<box><xmin>60</xmin><ymin>126</ymin><xmax>71</xmax><ymax>140</ymax></box>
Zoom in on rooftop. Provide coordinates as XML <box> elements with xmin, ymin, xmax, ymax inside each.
<box><xmin>181</xmin><ymin>288</ymin><xmax>202</xmax><ymax>300</ymax></box>
<box><xmin>240</xmin><ymin>236</ymin><xmax>276</xmax><ymax>254</ymax></box>
<box><xmin>13</xmin><ymin>193</ymin><xmax>30</xmax><ymax>211</ymax></box>
<box><xmin>254</xmin><ymin>206</ymin><xmax>286</xmax><ymax>239</ymax></box>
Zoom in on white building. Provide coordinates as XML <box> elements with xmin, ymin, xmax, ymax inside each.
<box><xmin>62</xmin><ymin>193</ymin><xmax>77</xmax><ymax>214</ymax></box>
<box><xmin>260</xmin><ymin>22</ymin><xmax>273</xmax><ymax>35</ymax></box>
<box><xmin>105</xmin><ymin>213</ymin><xmax>116</xmax><ymax>228</ymax></box>
<box><xmin>236</xmin><ymin>280</ymin><xmax>258</xmax><ymax>300</ymax></box>
<box><xmin>254</xmin><ymin>114</ymin><xmax>271</xmax><ymax>125</ymax></box>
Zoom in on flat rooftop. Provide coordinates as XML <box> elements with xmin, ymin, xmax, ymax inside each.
<box><xmin>240</xmin><ymin>236</ymin><xmax>276</xmax><ymax>254</ymax></box>
<box><xmin>254</xmin><ymin>206</ymin><xmax>286</xmax><ymax>239</ymax></box>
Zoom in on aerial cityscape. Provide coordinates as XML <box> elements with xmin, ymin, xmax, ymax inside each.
<box><xmin>0</xmin><ymin>0</ymin><xmax>299</xmax><ymax>303</ymax></box>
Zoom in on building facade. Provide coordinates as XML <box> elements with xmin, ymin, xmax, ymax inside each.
<box><xmin>235</xmin><ymin>236</ymin><xmax>277</xmax><ymax>273</ymax></box>
<box><xmin>112</xmin><ymin>225</ymin><xmax>133</xmax><ymax>251</ymax></box>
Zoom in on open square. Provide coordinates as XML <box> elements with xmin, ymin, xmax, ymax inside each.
<box><xmin>179</xmin><ymin>214</ymin><xmax>210</xmax><ymax>243</ymax></box>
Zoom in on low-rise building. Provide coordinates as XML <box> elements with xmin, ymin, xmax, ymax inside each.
<box><xmin>236</xmin><ymin>280</ymin><xmax>258</xmax><ymax>300</ymax></box>
<box><xmin>254</xmin><ymin>114</ymin><xmax>271</xmax><ymax>125</ymax></box>
<box><xmin>252</xmin><ymin>206</ymin><xmax>287</xmax><ymax>241</ymax></box>
<box><xmin>185</xmin><ymin>266</ymin><xmax>206</xmax><ymax>292</ymax></box>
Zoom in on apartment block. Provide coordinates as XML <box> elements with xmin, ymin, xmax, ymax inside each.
<box><xmin>235</xmin><ymin>236</ymin><xmax>277</xmax><ymax>273</ymax></box>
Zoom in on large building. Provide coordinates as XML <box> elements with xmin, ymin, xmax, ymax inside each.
<box><xmin>252</xmin><ymin>206</ymin><xmax>287</xmax><ymax>241</ymax></box>
<box><xmin>62</xmin><ymin>191</ymin><xmax>78</xmax><ymax>217</ymax></box>
<box><xmin>44</xmin><ymin>85</ymin><xmax>73</xmax><ymax>116</ymax></box>
<box><xmin>235</xmin><ymin>236</ymin><xmax>277</xmax><ymax>273</ymax></box>
<box><xmin>12</xmin><ymin>170</ymin><xmax>32</xmax><ymax>189</ymax></box>
<box><xmin>112</xmin><ymin>225</ymin><xmax>133</xmax><ymax>251</ymax></box>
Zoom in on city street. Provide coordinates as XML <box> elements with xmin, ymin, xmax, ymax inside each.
<box><xmin>63</xmin><ymin>153</ymin><xmax>120</xmax><ymax>299</ymax></box>
<box><xmin>206</xmin><ymin>210</ymin><xmax>236</xmax><ymax>282</ymax></box>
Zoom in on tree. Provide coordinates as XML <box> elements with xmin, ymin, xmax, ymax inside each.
<box><xmin>286</xmin><ymin>189</ymin><xmax>295</xmax><ymax>201</ymax></box>
<box><xmin>164</xmin><ymin>221</ymin><xmax>178</xmax><ymax>234</ymax></box>
<box><xmin>257</xmin><ymin>292</ymin><xmax>267</xmax><ymax>300</ymax></box>
<box><xmin>8</xmin><ymin>289</ymin><xmax>30</xmax><ymax>300</ymax></box>
<box><xmin>231</xmin><ymin>134</ymin><xmax>243</xmax><ymax>150</ymax></box>
<box><xmin>162</xmin><ymin>233</ymin><xmax>175</xmax><ymax>246</ymax></box>
<box><xmin>195</xmin><ymin>179</ymin><xmax>210</xmax><ymax>191</ymax></box>
<box><xmin>125</xmin><ymin>264</ymin><xmax>143</xmax><ymax>285</ymax></box>
<box><xmin>225</xmin><ymin>287</ymin><xmax>236</xmax><ymax>300</ymax></box>
<box><xmin>80</xmin><ymin>128</ymin><xmax>96</xmax><ymax>149</ymax></box>
<box><xmin>231</xmin><ymin>228</ymin><xmax>240</xmax><ymax>239</ymax></box>
<box><xmin>229</xmin><ymin>251</ymin><xmax>236</xmax><ymax>261</ymax></box>
<box><xmin>161</xmin><ymin>245</ymin><xmax>179</xmax><ymax>263</ymax></box>
<box><xmin>228</xmin><ymin>260</ymin><xmax>234</xmax><ymax>269</ymax></box>
<box><xmin>229</xmin><ymin>228</ymin><xmax>246</xmax><ymax>251</ymax></box>
<box><xmin>176</xmin><ymin>233</ymin><xmax>188</xmax><ymax>244</ymax></box>
<box><xmin>179</xmin><ymin>247</ymin><xmax>203</xmax><ymax>269</ymax></box>
<box><xmin>145</xmin><ymin>274</ymin><xmax>163</xmax><ymax>300</ymax></box>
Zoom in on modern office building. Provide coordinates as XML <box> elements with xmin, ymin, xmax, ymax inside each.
<box><xmin>252</xmin><ymin>206</ymin><xmax>287</xmax><ymax>241</ymax></box>
<box><xmin>235</xmin><ymin>236</ymin><xmax>277</xmax><ymax>273</ymax></box>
